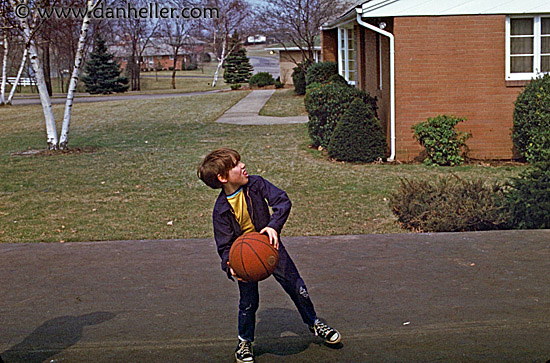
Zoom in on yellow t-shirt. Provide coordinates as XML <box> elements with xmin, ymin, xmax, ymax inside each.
<box><xmin>227</xmin><ymin>187</ymin><xmax>255</xmax><ymax>234</ymax></box>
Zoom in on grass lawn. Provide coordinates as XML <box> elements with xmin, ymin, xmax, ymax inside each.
<box><xmin>0</xmin><ymin>92</ymin><xmax>525</xmax><ymax>243</ymax></box>
<box><xmin>260</xmin><ymin>89</ymin><xmax>307</xmax><ymax>117</ymax></box>
<box><xmin>10</xmin><ymin>64</ymin><xmax>227</xmax><ymax>96</ymax></box>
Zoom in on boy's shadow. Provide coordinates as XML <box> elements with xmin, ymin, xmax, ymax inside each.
<box><xmin>254</xmin><ymin>308</ymin><xmax>342</xmax><ymax>357</ymax></box>
<box><xmin>1</xmin><ymin>311</ymin><xmax>115</xmax><ymax>363</ymax></box>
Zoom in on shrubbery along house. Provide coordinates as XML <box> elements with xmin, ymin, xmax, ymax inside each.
<box><xmin>321</xmin><ymin>0</ymin><xmax>550</xmax><ymax>161</ymax></box>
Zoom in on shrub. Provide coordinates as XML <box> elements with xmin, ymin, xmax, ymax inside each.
<box><xmin>512</xmin><ymin>73</ymin><xmax>550</xmax><ymax>162</ymax></box>
<box><xmin>249</xmin><ymin>72</ymin><xmax>275</xmax><ymax>87</ymax></box>
<box><xmin>504</xmin><ymin>161</ymin><xmax>550</xmax><ymax>229</ymax></box>
<box><xmin>412</xmin><ymin>115</ymin><xmax>471</xmax><ymax>166</ymax></box>
<box><xmin>305</xmin><ymin>81</ymin><xmax>377</xmax><ymax>148</ymax></box>
<box><xmin>305</xmin><ymin>61</ymin><xmax>338</xmax><ymax>85</ymax></box>
<box><xmin>292</xmin><ymin>64</ymin><xmax>307</xmax><ymax>95</ymax></box>
<box><xmin>327</xmin><ymin>98</ymin><xmax>387</xmax><ymax>162</ymax></box>
<box><xmin>230</xmin><ymin>84</ymin><xmax>242</xmax><ymax>90</ymax></box>
<box><xmin>390</xmin><ymin>175</ymin><xmax>509</xmax><ymax>232</ymax></box>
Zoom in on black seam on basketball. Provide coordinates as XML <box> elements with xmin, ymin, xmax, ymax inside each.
<box><xmin>242</xmin><ymin>241</ymin><xmax>270</xmax><ymax>277</ymax></box>
<box><xmin>242</xmin><ymin>237</ymin><xmax>278</xmax><ymax>253</ymax></box>
<box><xmin>240</xmin><ymin>241</ymin><xmax>251</xmax><ymax>281</ymax></box>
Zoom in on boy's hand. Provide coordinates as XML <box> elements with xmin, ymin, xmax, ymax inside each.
<box><xmin>227</xmin><ymin>262</ymin><xmax>248</xmax><ymax>283</ymax></box>
<box><xmin>260</xmin><ymin>227</ymin><xmax>279</xmax><ymax>250</ymax></box>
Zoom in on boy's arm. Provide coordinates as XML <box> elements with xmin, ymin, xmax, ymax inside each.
<box><xmin>259</xmin><ymin>177</ymin><xmax>292</xmax><ymax>234</ymax></box>
<box><xmin>213</xmin><ymin>212</ymin><xmax>235</xmax><ymax>280</ymax></box>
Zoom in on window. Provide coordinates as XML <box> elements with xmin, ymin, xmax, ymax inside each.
<box><xmin>338</xmin><ymin>27</ymin><xmax>356</xmax><ymax>85</ymax></box>
<box><xmin>506</xmin><ymin>16</ymin><xmax>550</xmax><ymax>80</ymax></box>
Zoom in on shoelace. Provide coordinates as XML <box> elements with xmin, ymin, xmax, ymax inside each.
<box><xmin>238</xmin><ymin>341</ymin><xmax>252</xmax><ymax>356</ymax></box>
<box><xmin>314</xmin><ymin>322</ymin><xmax>334</xmax><ymax>337</ymax></box>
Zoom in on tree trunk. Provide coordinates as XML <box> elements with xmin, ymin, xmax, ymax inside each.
<box><xmin>59</xmin><ymin>0</ymin><xmax>97</xmax><ymax>150</ymax></box>
<box><xmin>1</xmin><ymin>33</ymin><xmax>7</xmax><ymax>105</ymax></box>
<box><xmin>42</xmin><ymin>41</ymin><xmax>53</xmax><ymax>97</ymax></box>
<box><xmin>212</xmin><ymin>42</ymin><xmax>226</xmax><ymax>87</ymax></box>
<box><xmin>7</xmin><ymin>47</ymin><xmax>29</xmax><ymax>105</ymax></box>
<box><xmin>171</xmin><ymin>55</ymin><xmax>177</xmax><ymax>89</ymax></box>
<box><xmin>29</xmin><ymin>39</ymin><xmax>58</xmax><ymax>149</ymax></box>
<box><xmin>12</xmin><ymin>2</ymin><xmax>59</xmax><ymax>149</ymax></box>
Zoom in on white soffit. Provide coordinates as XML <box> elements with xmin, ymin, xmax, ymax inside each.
<box><xmin>360</xmin><ymin>0</ymin><xmax>550</xmax><ymax>17</ymax></box>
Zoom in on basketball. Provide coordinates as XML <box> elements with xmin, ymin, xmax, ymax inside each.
<box><xmin>229</xmin><ymin>232</ymin><xmax>279</xmax><ymax>282</ymax></box>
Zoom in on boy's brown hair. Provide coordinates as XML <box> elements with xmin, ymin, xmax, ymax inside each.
<box><xmin>197</xmin><ymin>148</ymin><xmax>241</xmax><ymax>189</ymax></box>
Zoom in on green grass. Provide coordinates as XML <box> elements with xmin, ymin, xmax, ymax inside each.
<box><xmin>10</xmin><ymin>64</ymin><xmax>227</xmax><ymax>95</ymax></box>
<box><xmin>0</xmin><ymin>93</ymin><xmax>525</xmax><ymax>243</ymax></box>
<box><xmin>259</xmin><ymin>89</ymin><xmax>307</xmax><ymax>117</ymax></box>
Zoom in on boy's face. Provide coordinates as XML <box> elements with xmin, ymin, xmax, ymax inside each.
<box><xmin>219</xmin><ymin>160</ymin><xmax>248</xmax><ymax>193</ymax></box>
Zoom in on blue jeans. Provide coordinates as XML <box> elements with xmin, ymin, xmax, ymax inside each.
<box><xmin>237</xmin><ymin>243</ymin><xmax>317</xmax><ymax>342</ymax></box>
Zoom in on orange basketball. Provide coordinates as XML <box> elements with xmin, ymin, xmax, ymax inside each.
<box><xmin>229</xmin><ymin>232</ymin><xmax>279</xmax><ymax>282</ymax></box>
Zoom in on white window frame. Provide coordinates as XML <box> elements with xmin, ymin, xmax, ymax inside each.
<box><xmin>506</xmin><ymin>15</ymin><xmax>550</xmax><ymax>80</ymax></box>
<box><xmin>338</xmin><ymin>25</ymin><xmax>356</xmax><ymax>85</ymax></box>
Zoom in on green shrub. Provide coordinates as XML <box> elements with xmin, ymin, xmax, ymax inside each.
<box><xmin>305</xmin><ymin>81</ymin><xmax>377</xmax><ymax>148</ymax></box>
<box><xmin>390</xmin><ymin>175</ymin><xmax>509</xmax><ymax>232</ymax></box>
<box><xmin>512</xmin><ymin>73</ymin><xmax>550</xmax><ymax>162</ymax></box>
<box><xmin>327</xmin><ymin>98</ymin><xmax>387</xmax><ymax>162</ymax></box>
<box><xmin>230</xmin><ymin>84</ymin><xmax>242</xmax><ymax>90</ymax></box>
<box><xmin>249</xmin><ymin>72</ymin><xmax>275</xmax><ymax>87</ymax></box>
<box><xmin>305</xmin><ymin>61</ymin><xmax>338</xmax><ymax>85</ymax></box>
<box><xmin>412</xmin><ymin>115</ymin><xmax>471</xmax><ymax>166</ymax></box>
<box><xmin>292</xmin><ymin>64</ymin><xmax>307</xmax><ymax>95</ymax></box>
<box><xmin>504</xmin><ymin>161</ymin><xmax>550</xmax><ymax>229</ymax></box>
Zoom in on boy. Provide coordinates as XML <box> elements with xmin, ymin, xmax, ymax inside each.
<box><xmin>197</xmin><ymin>148</ymin><xmax>341</xmax><ymax>363</ymax></box>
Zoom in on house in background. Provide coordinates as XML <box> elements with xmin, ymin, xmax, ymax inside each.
<box><xmin>110</xmin><ymin>36</ymin><xmax>206</xmax><ymax>72</ymax></box>
<box><xmin>322</xmin><ymin>0</ymin><xmax>550</xmax><ymax>161</ymax></box>
<box><xmin>265</xmin><ymin>44</ymin><xmax>321</xmax><ymax>85</ymax></box>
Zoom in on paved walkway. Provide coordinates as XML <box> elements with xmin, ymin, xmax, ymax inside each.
<box><xmin>1</xmin><ymin>230</ymin><xmax>549</xmax><ymax>362</ymax></box>
<box><xmin>215</xmin><ymin>89</ymin><xmax>308</xmax><ymax>125</ymax></box>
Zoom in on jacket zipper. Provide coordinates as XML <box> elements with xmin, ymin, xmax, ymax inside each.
<box><xmin>246</xmin><ymin>187</ymin><xmax>255</xmax><ymax>227</ymax></box>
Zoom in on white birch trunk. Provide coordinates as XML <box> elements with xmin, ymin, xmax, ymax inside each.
<box><xmin>11</xmin><ymin>0</ymin><xmax>58</xmax><ymax>149</ymax></box>
<box><xmin>212</xmin><ymin>41</ymin><xmax>226</xmax><ymax>87</ymax></box>
<box><xmin>59</xmin><ymin>0</ymin><xmax>98</xmax><ymax>149</ymax></box>
<box><xmin>1</xmin><ymin>33</ymin><xmax>7</xmax><ymax>105</ymax></box>
<box><xmin>7</xmin><ymin>46</ymin><xmax>28</xmax><ymax>104</ymax></box>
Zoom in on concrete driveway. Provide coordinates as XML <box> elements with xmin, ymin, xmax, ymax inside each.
<box><xmin>1</xmin><ymin>230</ymin><xmax>549</xmax><ymax>362</ymax></box>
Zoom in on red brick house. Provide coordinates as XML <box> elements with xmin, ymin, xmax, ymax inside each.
<box><xmin>321</xmin><ymin>0</ymin><xmax>550</xmax><ymax>161</ymax></box>
<box><xmin>110</xmin><ymin>37</ymin><xmax>206</xmax><ymax>72</ymax></box>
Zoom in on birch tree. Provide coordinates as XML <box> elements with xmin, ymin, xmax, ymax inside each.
<box><xmin>59</xmin><ymin>0</ymin><xmax>101</xmax><ymax>149</ymax></box>
<box><xmin>9</xmin><ymin>0</ymin><xmax>58</xmax><ymax>149</ymax></box>
<box><xmin>6</xmin><ymin>44</ymin><xmax>28</xmax><ymax>104</ymax></box>
<box><xmin>1</xmin><ymin>29</ymin><xmax>7</xmax><ymax>105</ymax></box>
<box><xmin>205</xmin><ymin>0</ymin><xmax>251</xmax><ymax>87</ymax></box>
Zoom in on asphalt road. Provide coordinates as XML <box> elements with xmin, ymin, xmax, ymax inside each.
<box><xmin>1</xmin><ymin>230</ymin><xmax>549</xmax><ymax>362</ymax></box>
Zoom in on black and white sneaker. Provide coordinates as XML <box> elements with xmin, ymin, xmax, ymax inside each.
<box><xmin>310</xmin><ymin>319</ymin><xmax>342</xmax><ymax>344</ymax></box>
<box><xmin>235</xmin><ymin>340</ymin><xmax>254</xmax><ymax>363</ymax></box>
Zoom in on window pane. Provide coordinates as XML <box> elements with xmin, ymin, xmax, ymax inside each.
<box><xmin>542</xmin><ymin>18</ymin><xmax>550</xmax><ymax>35</ymax></box>
<box><xmin>542</xmin><ymin>56</ymin><xmax>550</xmax><ymax>72</ymax></box>
<box><xmin>511</xmin><ymin>18</ymin><xmax>534</xmax><ymax>35</ymax></box>
<box><xmin>511</xmin><ymin>56</ymin><xmax>533</xmax><ymax>73</ymax></box>
<box><xmin>348</xmin><ymin>71</ymin><xmax>356</xmax><ymax>82</ymax></box>
<box><xmin>511</xmin><ymin>37</ymin><xmax>533</xmax><ymax>54</ymax></box>
<box><xmin>542</xmin><ymin>36</ymin><xmax>550</xmax><ymax>54</ymax></box>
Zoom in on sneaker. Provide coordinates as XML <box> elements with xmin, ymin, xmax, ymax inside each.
<box><xmin>235</xmin><ymin>340</ymin><xmax>254</xmax><ymax>363</ymax></box>
<box><xmin>310</xmin><ymin>319</ymin><xmax>341</xmax><ymax>344</ymax></box>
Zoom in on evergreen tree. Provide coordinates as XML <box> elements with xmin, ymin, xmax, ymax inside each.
<box><xmin>82</xmin><ymin>35</ymin><xmax>129</xmax><ymax>94</ymax></box>
<box><xmin>328</xmin><ymin>98</ymin><xmax>388</xmax><ymax>162</ymax></box>
<box><xmin>223</xmin><ymin>32</ymin><xmax>253</xmax><ymax>84</ymax></box>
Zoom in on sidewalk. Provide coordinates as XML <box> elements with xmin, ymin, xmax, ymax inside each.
<box><xmin>215</xmin><ymin>89</ymin><xmax>308</xmax><ymax>125</ymax></box>
<box><xmin>1</xmin><ymin>230</ymin><xmax>549</xmax><ymax>362</ymax></box>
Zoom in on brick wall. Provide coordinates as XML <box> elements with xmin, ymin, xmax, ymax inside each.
<box><xmin>321</xmin><ymin>29</ymin><xmax>338</xmax><ymax>62</ymax></box>
<box><xmin>392</xmin><ymin>15</ymin><xmax>523</xmax><ymax>160</ymax></box>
